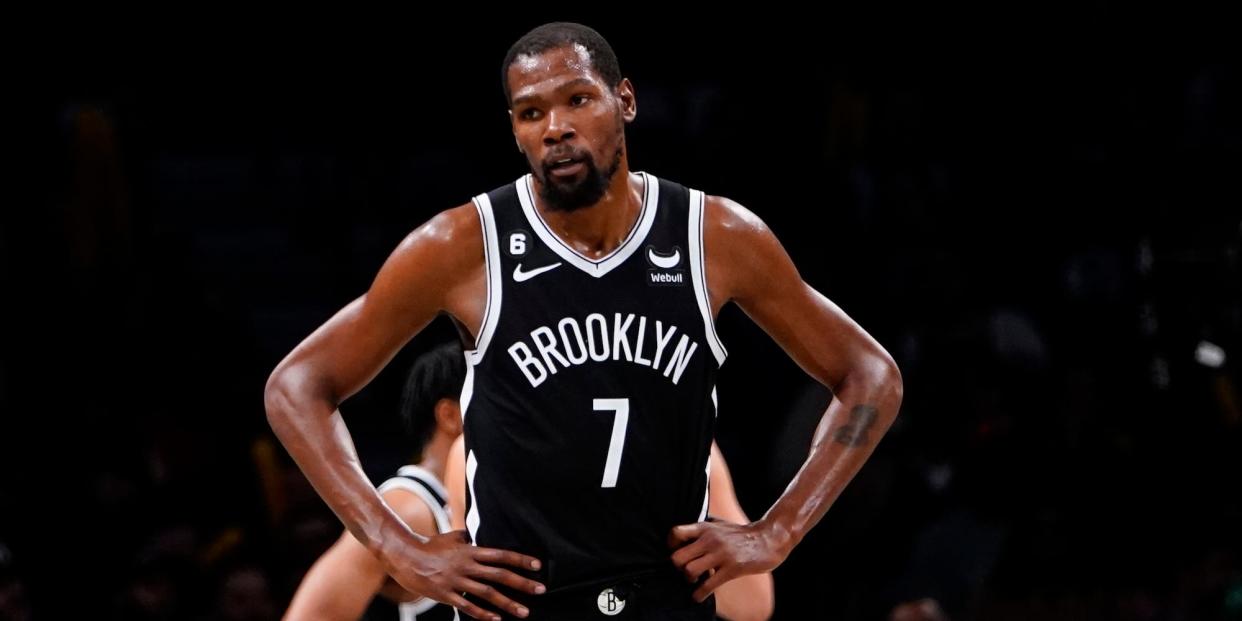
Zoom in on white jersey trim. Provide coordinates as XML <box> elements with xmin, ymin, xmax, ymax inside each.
<box><xmin>395</xmin><ymin>465</ymin><xmax>451</xmax><ymax>503</ymax></box>
<box><xmin>688</xmin><ymin>189</ymin><xmax>728</xmax><ymax>366</ymax></box>
<box><xmin>459</xmin><ymin>355</ymin><xmax>475</xmax><ymax>420</ymax></box>
<box><xmin>467</xmin><ymin>193</ymin><xmax>502</xmax><ymax>365</ymax></box>
<box><xmin>465</xmin><ymin>449</ymin><xmax>481</xmax><ymax>542</ymax></box>
<box><xmin>698</xmin><ymin>386</ymin><xmax>719</xmax><ymax>522</ymax></box>
<box><xmin>376</xmin><ymin>474</ymin><xmax>452</xmax><ymax>535</ymax></box>
<box><xmin>399</xmin><ymin>596</ymin><xmax>437</xmax><ymax>620</ymax></box>
<box><xmin>698</xmin><ymin>446</ymin><xmax>712</xmax><ymax>522</ymax></box>
<box><xmin>516</xmin><ymin>171</ymin><xmax>659</xmax><ymax>278</ymax></box>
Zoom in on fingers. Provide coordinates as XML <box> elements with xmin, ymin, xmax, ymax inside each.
<box><xmin>683</xmin><ymin>553</ymin><xmax>719</xmax><ymax>583</ymax></box>
<box><xmin>668</xmin><ymin>522</ymin><xmax>706</xmax><ymax>547</ymax></box>
<box><xmin>472</xmin><ymin>546</ymin><xmax>543</xmax><ymax>571</ymax></box>
<box><xmin>448</xmin><ymin>591</ymin><xmax>504</xmax><ymax>621</ymax></box>
<box><xmin>670</xmin><ymin>536</ymin><xmax>710</xmax><ymax>569</ymax></box>
<box><xmin>692</xmin><ymin>565</ymin><xmax>736</xmax><ymax>603</ymax></box>
<box><xmin>458</xmin><ymin>577</ymin><xmax>531</xmax><ymax>619</ymax></box>
<box><xmin>470</xmin><ymin>564</ymin><xmax>548</xmax><ymax>595</ymax></box>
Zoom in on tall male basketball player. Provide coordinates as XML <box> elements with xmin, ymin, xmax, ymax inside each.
<box><xmin>264</xmin><ymin>22</ymin><xmax>903</xmax><ymax>621</ymax></box>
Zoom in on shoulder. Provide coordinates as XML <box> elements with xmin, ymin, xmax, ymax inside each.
<box><xmin>394</xmin><ymin>201</ymin><xmax>482</xmax><ymax>261</ymax></box>
<box><xmin>700</xmin><ymin>194</ymin><xmax>795</xmax><ymax>304</ymax></box>
<box><xmin>701</xmin><ymin>194</ymin><xmax>773</xmax><ymax>249</ymax></box>
<box><xmin>373</xmin><ymin>201</ymin><xmax>483</xmax><ymax>291</ymax></box>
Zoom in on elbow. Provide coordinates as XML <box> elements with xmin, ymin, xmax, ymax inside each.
<box><xmin>263</xmin><ymin>362</ymin><xmax>320</xmax><ymax>434</ymax></box>
<box><xmin>264</xmin><ymin>367</ymin><xmax>294</xmax><ymax>433</ymax></box>
<box><xmin>265</xmin><ymin>360</ymin><xmax>341</xmax><ymax>436</ymax></box>
<box><xmin>882</xmin><ymin>355</ymin><xmax>904</xmax><ymax>410</ymax></box>
<box><xmin>862</xmin><ymin>349</ymin><xmax>904</xmax><ymax>417</ymax></box>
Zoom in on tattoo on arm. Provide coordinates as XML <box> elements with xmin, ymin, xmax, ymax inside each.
<box><xmin>831</xmin><ymin>404</ymin><xmax>879</xmax><ymax>447</ymax></box>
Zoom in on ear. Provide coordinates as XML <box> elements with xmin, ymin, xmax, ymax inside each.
<box><xmin>616</xmin><ymin>78</ymin><xmax>637</xmax><ymax>123</ymax></box>
<box><xmin>435</xmin><ymin>398</ymin><xmax>463</xmax><ymax>436</ymax></box>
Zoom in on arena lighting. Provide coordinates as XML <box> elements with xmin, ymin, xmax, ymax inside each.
<box><xmin>1195</xmin><ymin>340</ymin><xmax>1226</xmax><ymax>368</ymax></box>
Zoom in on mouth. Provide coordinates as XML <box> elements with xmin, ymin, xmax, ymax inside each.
<box><xmin>546</xmin><ymin>155</ymin><xmax>587</xmax><ymax>179</ymax></box>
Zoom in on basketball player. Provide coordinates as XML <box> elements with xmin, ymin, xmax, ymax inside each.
<box><xmin>284</xmin><ymin>343</ymin><xmax>464</xmax><ymax>621</ymax></box>
<box><xmin>264</xmin><ymin>22</ymin><xmax>903</xmax><ymax>621</ymax></box>
<box><xmin>442</xmin><ymin>437</ymin><xmax>775</xmax><ymax>621</ymax></box>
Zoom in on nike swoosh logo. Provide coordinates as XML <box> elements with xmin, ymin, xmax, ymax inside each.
<box><xmin>513</xmin><ymin>262</ymin><xmax>563</xmax><ymax>282</ymax></box>
<box><xmin>647</xmin><ymin>248</ymin><xmax>681</xmax><ymax>269</ymax></box>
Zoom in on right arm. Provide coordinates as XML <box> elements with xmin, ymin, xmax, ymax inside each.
<box><xmin>264</xmin><ymin>205</ymin><xmax>543</xmax><ymax>621</ymax></box>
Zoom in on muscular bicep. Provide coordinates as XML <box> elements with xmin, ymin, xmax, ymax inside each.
<box><xmin>704</xmin><ymin>196</ymin><xmax>894</xmax><ymax>389</ymax></box>
<box><xmin>272</xmin><ymin>205</ymin><xmax>484</xmax><ymax>404</ymax></box>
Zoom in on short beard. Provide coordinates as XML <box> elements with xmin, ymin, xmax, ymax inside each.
<box><xmin>537</xmin><ymin>144</ymin><xmax>624</xmax><ymax>212</ymax></box>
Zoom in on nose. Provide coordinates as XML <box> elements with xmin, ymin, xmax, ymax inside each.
<box><xmin>542</xmin><ymin>108</ymin><xmax>576</xmax><ymax>146</ymax></box>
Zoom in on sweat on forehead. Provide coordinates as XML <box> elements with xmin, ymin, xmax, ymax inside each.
<box><xmin>513</xmin><ymin>43</ymin><xmax>594</xmax><ymax>75</ymax></box>
<box><xmin>508</xmin><ymin>46</ymin><xmax>608</xmax><ymax>104</ymax></box>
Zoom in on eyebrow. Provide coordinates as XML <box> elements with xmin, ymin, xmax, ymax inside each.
<box><xmin>511</xmin><ymin>78</ymin><xmax>599</xmax><ymax>107</ymax></box>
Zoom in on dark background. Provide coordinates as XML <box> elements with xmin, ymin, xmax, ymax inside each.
<box><xmin>3</xmin><ymin>11</ymin><xmax>1240</xmax><ymax>621</ymax></box>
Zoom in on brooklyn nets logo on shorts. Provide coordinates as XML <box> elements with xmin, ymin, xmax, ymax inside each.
<box><xmin>597</xmin><ymin>588</ymin><xmax>626</xmax><ymax>616</ymax></box>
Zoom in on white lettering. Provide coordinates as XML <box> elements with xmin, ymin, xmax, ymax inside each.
<box><xmin>662</xmin><ymin>336</ymin><xmax>698</xmax><ymax>384</ymax></box>
<box><xmin>612</xmin><ymin>313</ymin><xmax>635</xmax><ymax>362</ymax></box>
<box><xmin>558</xmin><ymin>317</ymin><xmax>589</xmax><ymax>365</ymax></box>
<box><xmin>585</xmin><ymin>313</ymin><xmax>610</xmax><ymax>362</ymax></box>
<box><xmin>508</xmin><ymin>342</ymin><xmax>547</xmax><ymax>387</ymax></box>
<box><xmin>506</xmin><ymin>314</ymin><xmax>704</xmax><ymax>388</ymax></box>
<box><xmin>652</xmin><ymin>321</ymin><xmax>677</xmax><ymax>369</ymax></box>
<box><xmin>648</xmin><ymin>272</ymin><xmax>684</xmax><ymax>283</ymax></box>
<box><xmin>633</xmin><ymin>316</ymin><xmax>652</xmax><ymax>366</ymax></box>
<box><xmin>531</xmin><ymin>326</ymin><xmax>570</xmax><ymax>374</ymax></box>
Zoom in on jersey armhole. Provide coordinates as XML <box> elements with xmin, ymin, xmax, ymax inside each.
<box><xmin>688</xmin><ymin>189</ymin><xmax>728</xmax><ymax>366</ymax></box>
<box><xmin>466</xmin><ymin>193</ymin><xmax>503</xmax><ymax>366</ymax></box>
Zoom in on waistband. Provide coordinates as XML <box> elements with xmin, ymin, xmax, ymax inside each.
<box><xmin>482</xmin><ymin>566</ymin><xmax>714</xmax><ymax>621</ymax></box>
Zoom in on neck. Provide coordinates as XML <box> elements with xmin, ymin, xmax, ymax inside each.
<box><xmin>415</xmin><ymin>431</ymin><xmax>455</xmax><ymax>482</ymax></box>
<box><xmin>532</xmin><ymin>163</ymin><xmax>643</xmax><ymax>259</ymax></box>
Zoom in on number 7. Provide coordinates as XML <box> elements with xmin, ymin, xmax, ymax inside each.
<box><xmin>594</xmin><ymin>398</ymin><xmax>630</xmax><ymax>488</ymax></box>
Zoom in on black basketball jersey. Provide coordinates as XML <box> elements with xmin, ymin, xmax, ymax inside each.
<box><xmin>366</xmin><ymin>466</ymin><xmax>459</xmax><ymax>621</ymax></box>
<box><xmin>460</xmin><ymin>171</ymin><xmax>728</xmax><ymax>597</ymax></box>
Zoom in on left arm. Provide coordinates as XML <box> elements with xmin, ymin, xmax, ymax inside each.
<box><xmin>669</xmin><ymin>196</ymin><xmax>904</xmax><ymax>602</ymax></box>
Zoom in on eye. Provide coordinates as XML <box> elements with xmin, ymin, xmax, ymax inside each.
<box><xmin>570</xmin><ymin>94</ymin><xmax>590</xmax><ymax>106</ymax></box>
<box><xmin>519</xmin><ymin>108</ymin><xmax>541</xmax><ymax>120</ymax></box>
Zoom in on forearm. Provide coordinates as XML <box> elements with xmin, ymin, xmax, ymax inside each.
<box><xmin>759</xmin><ymin>361</ymin><xmax>903</xmax><ymax>547</ymax></box>
<box><xmin>264</xmin><ymin>366</ymin><xmax>418</xmax><ymax>554</ymax></box>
